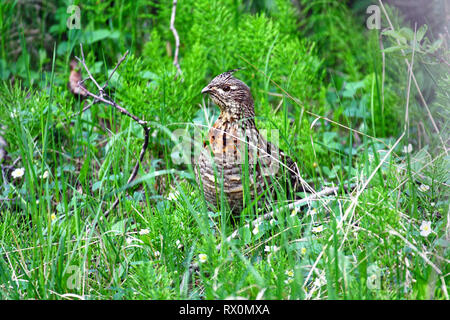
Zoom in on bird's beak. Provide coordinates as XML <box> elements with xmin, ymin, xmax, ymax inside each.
<box><xmin>201</xmin><ymin>85</ymin><xmax>211</xmax><ymax>94</ymax></box>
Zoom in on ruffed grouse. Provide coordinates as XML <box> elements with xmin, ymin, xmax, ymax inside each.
<box><xmin>198</xmin><ymin>70</ymin><xmax>306</xmax><ymax>214</ymax></box>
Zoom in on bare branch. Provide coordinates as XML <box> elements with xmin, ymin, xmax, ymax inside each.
<box><xmin>74</xmin><ymin>44</ymin><xmax>150</xmax><ymax>222</ymax></box>
<box><xmin>75</xmin><ymin>44</ymin><xmax>103</xmax><ymax>94</ymax></box>
<box><xmin>102</xmin><ymin>50</ymin><xmax>129</xmax><ymax>90</ymax></box>
<box><xmin>170</xmin><ymin>0</ymin><xmax>183</xmax><ymax>80</ymax></box>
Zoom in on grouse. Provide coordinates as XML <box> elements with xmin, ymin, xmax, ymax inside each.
<box><xmin>198</xmin><ymin>69</ymin><xmax>307</xmax><ymax>214</ymax></box>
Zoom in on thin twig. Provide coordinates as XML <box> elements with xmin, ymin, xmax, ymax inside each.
<box><xmin>182</xmin><ymin>183</ymin><xmax>357</xmax><ymax>284</ymax></box>
<box><xmin>170</xmin><ymin>0</ymin><xmax>183</xmax><ymax>80</ymax></box>
<box><xmin>75</xmin><ymin>44</ymin><xmax>150</xmax><ymax>221</ymax></box>
<box><xmin>103</xmin><ymin>126</ymin><xmax>150</xmax><ymax>218</ymax></box>
<box><xmin>64</xmin><ymin>99</ymin><xmax>96</xmax><ymax>122</ymax></box>
<box><xmin>102</xmin><ymin>50</ymin><xmax>129</xmax><ymax>90</ymax></box>
<box><xmin>216</xmin><ymin>183</ymin><xmax>356</xmax><ymax>251</ymax></box>
<box><xmin>379</xmin><ymin>28</ymin><xmax>387</xmax><ymax>118</ymax></box>
<box><xmin>76</xmin><ymin>45</ymin><xmax>103</xmax><ymax>94</ymax></box>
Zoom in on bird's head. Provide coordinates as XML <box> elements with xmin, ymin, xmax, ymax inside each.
<box><xmin>201</xmin><ymin>69</ymin><xmax>254</xmax><ymax>117</ymax></box>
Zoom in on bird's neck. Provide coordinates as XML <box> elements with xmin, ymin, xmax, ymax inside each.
<box><xmin>218</xmin><ymin>101</ymin><xmax>255</xmax><ymax>125</ymax></box>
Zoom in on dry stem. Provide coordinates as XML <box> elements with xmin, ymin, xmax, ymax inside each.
<box><xmin>75</xmin><ymin>44</ymin><xmax>149</xmax><ymax>220</ymax></box>
<box><xmin>170</xmin><ymin>0</ymin><xmax>183</xmax><ymax>80</ymax></box>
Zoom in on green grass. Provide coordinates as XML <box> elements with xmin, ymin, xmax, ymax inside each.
<box><xmin>0</xmin><ymin>0</ymin><xmax>448</xmax><ymax>300</ymax></box>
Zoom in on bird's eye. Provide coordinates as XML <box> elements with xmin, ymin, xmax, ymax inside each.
<box><xmin>223</xmin><ymin>85</ymin><xmax>230</xmax><ymax>92</ymax></box>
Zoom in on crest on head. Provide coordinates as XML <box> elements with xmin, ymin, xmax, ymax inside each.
<box><xmin>203</xmin><ymin>67</ymin><xmax>248</xmax><ymax>92</ymax></box>
<box><xmin>201</xmin><ymin>68</ymin><xmax>254</xmax><ymax>114</ymax></box>
<box><xmin>212</xmin><ymin>68</ymin><xmax>243</xmax><ymax>83</ymax></box>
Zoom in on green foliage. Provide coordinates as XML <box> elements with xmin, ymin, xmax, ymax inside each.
<box><xmin>0</xmin><ymin>0</ymin><xmax>448</xmax><ymax>301</ymax></box>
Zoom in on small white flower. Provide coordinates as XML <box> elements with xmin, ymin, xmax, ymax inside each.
<box><xmin>312</xmin><ymin>225</ymin><xmax>324</xmax><ymax>233</ymax></box>
<box><xmin>252</xmin><ymin>225</ymin><xmax>260</xmax><ymax>235</ymax></box>
<box><xmin>269</xmin><ymin>219</ymin><xmax>276</xmax><ymax>226</ymax></box>
<box><xmin>307</xmin><ymin>208</ymin><xmax>317</xmax><ymax>216</ymax></box>
<box><xmin>11</xmin><ymin>168</ymin><xmax>25</xmax><ymax>179</ymax></box>
<box><xmin>284</xmin><ymin>277</ymin><xmax>294</xmax><ymax>284</ymax></box>
<box><xmin>418</xmin><ymin>184</ymin><xmax>430</xmax><ymax>192</ymax></box>
<box><xmin>126</xmin><ymin>237</ymin><xmax>133</xmax><ymax>244</ymax></box>
<box><xmin>42</xmin><ymin>171</ymin><xmax>49</xmax><ymax>179</ymax></box>
<box><xmin>154</xmin><ymin>250</ymin><xmax>161</xmax><ymax>258</ymax></box>
<box><xmin>419</xmin><ymin>221</ymin><xmax>432</xmax><ymax>237</ymax></box>
<box><xmin>10</xmin><ymin>109</ymin><xmax>18</xmax><ymax>118</ymax></box>
<box><xmin>36</xmin><ymin>200</ymin><xmax>40</xmax><ymax>205</ymax></box>
<box><xmin>430</xmin><ymin>202</ymin><xmax>435</xmax><ymax>207</ymax></box>
<box><xmin>198</xmin><ymin>253</ymin><xmax>208</xmax><ymax>263</ymax></box>
<box><xmin>285</xmin><ymin>269</ymin><xmax>294</xmax><ymax>277</ymax></box>
<box><xmin>50</xmin><ymin>213</ymin><xmax>56</xmax><ymax>221</ymax></box>
<box><xmin>139</xmin><ymin>228</ymin><xmax>150</xmax><ymax>235</ymax></box>
<box><xmin>167</xmin><ymin>191</ymin><xmax>179</xmax><ymax>201</ymax></box>
<box><xmin>402</xmin><ymin>144</ymin><xmax>413</xmax><ymax>154</ymax></box>
<box><xmin>264</xmin><ymin>245</ymin><xmax>279</xmax><ymax>253</ymax></box>
<box><xmin>176</xmin><ymin>239</ymin><xmax>183</xmax><ymax>249</ymax></box>
<box><xmin>313</xmin><ymin>274</ymin><xmax>327</xmax><ymax>287</ymax></box>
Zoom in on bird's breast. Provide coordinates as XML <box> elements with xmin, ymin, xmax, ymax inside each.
<box><xmin>197</xmin><ymin>117</ymin><xmax>273</xmax><ymax>211</ymax></box>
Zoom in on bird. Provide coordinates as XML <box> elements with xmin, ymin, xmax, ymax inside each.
<box><xmin>197</xmin><ymin>69</ymin><xmax>309</xmax><ymax>214</ymax></box>
<box><xmin>68</xmin><ymin>59</ymin><xmax>88</xmax><ymax>99</ymax></box>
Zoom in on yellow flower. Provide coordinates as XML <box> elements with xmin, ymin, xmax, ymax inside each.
<box><xmin>199</xmin><ymin>253</ymin><xmax>208</xmax><ymax>263</ymax></box>
<box><xmin>313</xmin><ymin>162</ymin><xmax>318</xmax><ymax>168</ymax></box>
<box><xmin>11</xmin><ymin>168</ymin><xmax>25</xmax><ymax>179</ymax></box>
<box><xmin>51</xmin><ymin>213</ymin><xmax>57</xmax><ymax>221</ymax></box>
<box><xmin>312</xmin><ymin>225</ymin><xmax>324</xmax><ymax>233</ymax></box>
<box><xmin>419</xmin><ymin>221</ymin><xmax>432</xmax><ymax>237</ymax></box>
<box><xmin>167</xmin><ymin>191</ymin><xmax>179</xmax><ymax>201</ymax></box>
<box><xmin>301</xmin><ymin>247</ymin><xmax>307</xmax><ymax>255</ymax></box>
<box><xmin>285</xmin><ymin>269</ymin><xmax>294</xmax><ymax>277</ymax></box>
<box><xmin>291</xmin><ymin>207</ymin><xmax>300</xmax><ymax>217</ymax></box>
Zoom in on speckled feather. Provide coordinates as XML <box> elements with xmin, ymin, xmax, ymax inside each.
<box><xmin>197</xmin><ymin>70</ymin><xmax>302</xmax><ymax>213</ymax></box>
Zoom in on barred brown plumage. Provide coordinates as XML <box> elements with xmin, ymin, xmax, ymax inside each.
<box><xmin>197</xmin><ymin>70</ymin><xmax>307</xmax><ymax>214</ymax></box>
